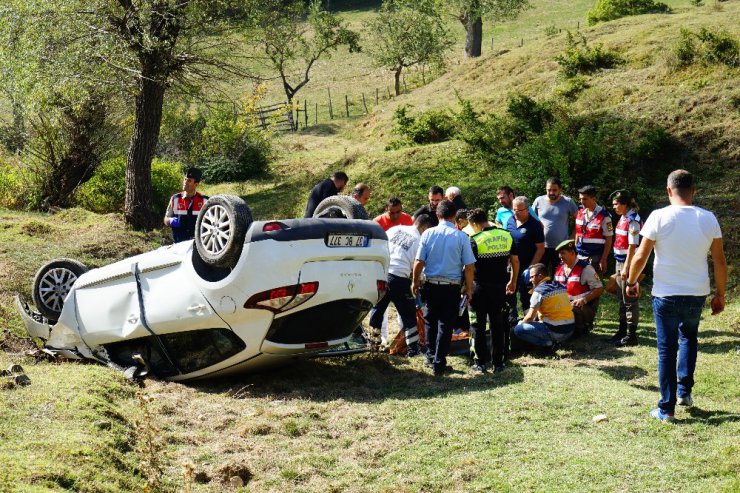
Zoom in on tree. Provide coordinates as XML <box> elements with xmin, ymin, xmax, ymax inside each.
<box><xmin>444</xmin><ymin>0</ymin><xmax>531</xmax><ymax>58</ymax></box>
<box><xmin>0</xmin><ymin>1</ymin><xmax>249</xmax><ymax>229</ymax></box>
<box><xmin>367</xmin><ymin>0</ymin><xmax>453</xmax><ymax>96</ymax></box>
<box><xmin>246</xmin><ymin>0</ymin><xmax>360</xmax><ymax>112</ymax></box>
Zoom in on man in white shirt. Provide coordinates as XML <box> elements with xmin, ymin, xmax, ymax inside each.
<box><xmin>368</xmin><ymin>214</ymin><xmax>435</xmax><ymax>357</ymax></box>
<box><xmin>628</xmin><ymin>169</ymin><xmax>727</xmax><ymax>423</ymax></box>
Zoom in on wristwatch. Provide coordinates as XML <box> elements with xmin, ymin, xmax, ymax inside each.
<box><xmin>626</xmin><ymin>280</ymin><xmax>637</xmax><ymax>287</ymax></box>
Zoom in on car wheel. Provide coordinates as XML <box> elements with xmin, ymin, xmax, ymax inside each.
<box><xmin>32</xmin><ymin>258</ymin><xmax>88</xmax><ymax>321</ymax></box>
<box><xmin>312</xmin><ymin>195</ymin><xmax>368</xmax><ymax>220</ymax></box>
<box><xmin>195</xmin><ymin>194</ymin><xmax>252</xmax><ymax>269</ymax></box>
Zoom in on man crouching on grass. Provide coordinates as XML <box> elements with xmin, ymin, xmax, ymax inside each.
<box><xmin>627</xmin><ymin>169</ymin><xmax>727</xmax><ymax>423</ymax></box>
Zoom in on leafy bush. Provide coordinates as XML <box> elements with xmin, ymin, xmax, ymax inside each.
<box><xmin>392</xmin><ymin>106</ymin><xmax>457</xmax><ymax>144</ymax></box>
<box><xmin>672</xmin><ymin>27</ymin><xmax>739</xmax><ymax>68</ymax></box>
<box><xmin>555</xmin><ymin>76</ymin><xmax>590</xmax><ymax>100</ymax></box>
<box><xmin>75</xmin><ymin>157</ymin><xmax>182</xmax><ymax>214</ymax></box>
<box><xmin>507</xmin><ymin>94</ymin><xmax>556</xmax><ymax>135</ymax></box>
<box><xmin>587</xmin><ymin>0</ymin><xmax>671</xmax><ymax>25</ymax></box>
<box><xmin>454</xmin><ymin>99</ymin><xmax>518</xmax><ymax>161</ymax></box>
<box><xmin>556</xmin><ymin>32</ymin><xmax>625</xmax><ymax>78</ymax></box>
<box><xmin>0</xmin><ymin>153</ymin><xmax>31</xmax><ymax>209</ymax></box>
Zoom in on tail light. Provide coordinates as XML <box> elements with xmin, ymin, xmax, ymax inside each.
<box><xmin>244</xmin><ymin>281</ymin><xmax>319</xmax><ymax>313</ymax></box>
<box><xmin>377</xmin><ymin>279</ymin><xmax>388</xmax><ymax>301</ymax></box>
<box><xmin>262</xmin><ymin>221</ymin><xmax>287</xmax><ymax>232</ymax></box>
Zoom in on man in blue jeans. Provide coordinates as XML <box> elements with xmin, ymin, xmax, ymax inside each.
<box><xmin>627</xmin><ymin>169</ymin><xmax>727</xmax><ymax>423</ymax></box>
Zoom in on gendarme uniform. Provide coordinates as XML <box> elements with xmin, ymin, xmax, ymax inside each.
<box><xmin>575</xmin><ymin>205</ymin><xmax>613</xmax><ymax>269</ymax></box>
<box><xmin>165</xmin><ymin>191</ymin><xmax>209</xmax><ymax>243</ymax></box>
<box><xmin>554</xmin><ymin>258</ymin><xmax>602</xmax><ymax>335</ymax></box>
<box><xmin>469</xmin><ymin>226</ymin><xmax>518</xmax><ymax>370</ymax></box>
<box><xmin>612</xmin><ymin>209</ymin><xmax>642</xmax><ymax>343</ymax></box>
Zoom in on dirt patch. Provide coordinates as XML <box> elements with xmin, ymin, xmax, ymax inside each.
<box><xmin>215</xmin><ymin>461</ymin><xmax>252</xmax><ymax>486</ymax></box>
<box><xmin>0</xmin><ymin>329</ymin><xmax>36</xmax><ymax>353</ymax></box>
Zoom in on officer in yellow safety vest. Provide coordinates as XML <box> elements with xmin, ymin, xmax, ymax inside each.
<box><xmin>467</xmin><ymin>209</ymin><xmax>519</xmax><ymax>373</ymax></box>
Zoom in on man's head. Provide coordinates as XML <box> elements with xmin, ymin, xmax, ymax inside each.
<box><xmin>414</xmin><ymin>213</ymin><xmax>434</xmax><ymax>234</ymax></box>
<box><xmin>331</xmin><ymin>171</ymin><xmax>349</xmax><ymax>192</ymax></box>
<box><xmin>182</xmin><ymin>167</ymin><xmax>202</xmax><ymax>195</ymax></box>
<box><xmin>578</xmin><ymin>185</ymin><xmax>598</xmax><ymax>210</ymax></box>
<box><xmin>556</xmin><ymin>239</ymin><xmax>577</xmax><ymax>266</ymax></box>
<box><xmin>529</xmin><ymin>263</ymin><xmax>548</xmax><ymax>287</ymax></box>
<box><xmin>666</xmin><ymin>169</ymin><xmax>695</xmax><ymax>203</ymax></box>
<box><xmin>385</xmin><ymin>196</ymin><xmax>404</xmax><ymax>222</ymax></box>
<box><xmin>445</xmin><ymin>186</ymin><xmax>462</xmax><ymax>201</ymax></box>
<box><xmin>428</xmin><ymin>185</ymin><xmax>444</xmax><ymax>211</ymax></box>
<box><xmin>512</xmin><ymin>196</ymin><xmax>530</xmax><ymax>222</ymax></box>
<box><xmin>436</xmin><ymin>200</ymin><xmax>456</xmax><ymax>220</ymax></box>
<box><xmin>497</xmin><ymin>186</ymin><xmax>515</xmax><ymax>209</ymax></box>
<box><xmin>466</xmin><ymin>208</ymin><xmax>488</xmax><ymax>231</ymax></box>
<box><xmin>454</xmin><ymin>208</ymin><xmax>469</xmax><ymax>230</ymax></box>
<box><xmin>351</xmin><ymin>183</ymin><xmax>371</xmax><ymax>206</ymax></box>
<box><xmin>545</xmin><ymin>177</ymin><xmax>562</xmax><ymax>201</ymax></box>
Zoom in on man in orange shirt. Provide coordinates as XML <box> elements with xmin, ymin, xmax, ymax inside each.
<box><xmin>374</xmin><ymin>196</ymin><xmax>413</xmax><ymax>231</ymax></box>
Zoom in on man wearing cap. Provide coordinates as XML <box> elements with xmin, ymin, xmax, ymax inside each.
<box><xmin>304</xmin><ymin>171</ymin><xmax>349</xmax><ymax>218</ymax></box>
<box><xmin>554</xmin><ymin>239</ymin><xmax>604</xmax><ymax>336</ymax></box>
<box><xmin>575</xmin><ymin>185</ymin><xmax>613</xmax><ymax>274</ymax></box>
<box><xmin>412</xmin><ymin>200</ymin><xmax>475</xmax><ymax>376</ymax></box>
<box><xmin>513</xmin><ymin>263</ymin><xmax>575</xmax><ymax>350</ymax></box>
<box><xmin>164</xmin><ymin>168</ymin><xmax>209</xmax><ymax>243</ymax></box>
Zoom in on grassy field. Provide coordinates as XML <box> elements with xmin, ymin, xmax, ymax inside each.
<box><xmin>1</xmin><ymin>0</ymin><xmax>739</xmax><ymax>491</ymax></box>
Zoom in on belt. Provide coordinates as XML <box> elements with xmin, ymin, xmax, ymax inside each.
<box><xmin>425</xmin><ymin>278</ymin><xmax>460</xmax><ymax>285</ymax></box>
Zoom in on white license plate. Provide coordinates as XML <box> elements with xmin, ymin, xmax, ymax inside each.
<box><xmin>326</xmin><ymin>234</ymin><xmax>368</xmax><ymax>247</ymax></box>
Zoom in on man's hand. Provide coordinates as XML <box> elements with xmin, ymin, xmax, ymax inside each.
<box><xmin>571</xmin><ymin>297</ymin><xmax>587</xmax><ymax>308</ymax></box>
<box><xmin>465</xmin><ymin>286</ymin><xmax>474</xmax><ymax>305</ymax></box>
<box><xmin>620</xmin><ymin>269</ymin><xmax>629</xmax><ymax>281</ymax></box>
<box><xmin>505</xmin><ymin>279</ymin><xmax>516</xmax><ymax>295</ymax></box>
<box><xmin>412</xmin><ymin>278</ymin><xmax>421</xmax><ymax>297</ymax></box>
<box><xmin>599</xmin><ymin>257</ymin><xmax>607</xmax><ymax>274</ymax></box>
<box><xmin>626</xmin><ymin>282</ymin><xmax>640</xmax><ymax>298</ymax></box>
<box><xmin>168</xmin><ymin>217</ymin><xmax>180</xmax><ymax>228</ymax></box>
<box><xmin>711</xmin><ymin>294</ymin><xmax>725</xmax><ymax>315</ymax></box>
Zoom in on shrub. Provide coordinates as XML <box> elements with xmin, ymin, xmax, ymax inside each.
<box><xmin>392</xmin><ymin>106</ymin><xmax>457</xmax><ymax>145</ymax></box>
<box><xmin>0</xmin><ymin>153</ymin><xmax>31</xmax><ymax>209</ymax></box>
<box><xmin>75</xmin><ymin>157</ymin><xmax>182</xmax><ymax>214</ymax></box>
<box><xmin>454</xmin><ymin>99</ymin><xmax>517</xmax><ymax>161</ymax></box>
<box><xmin>555</xmin><ymin>76</ymin><xmax>590</xmax><ymax>100</ymax></box>
<box><xmin>507</xmin><ymin>94</ymin><xmax>555</xmax><ymax>135</ymax></box>
<box><xmin>587</xmin><ymin>0</ymin><xmax>671</xmax><ymax>25</ymax></box>
<box><xmin>672</xmin><ymin>27</ymin><xmax>739</xmax><ymax>68</ymax></box>
<box><xmin>556</xmin><ymin>32</ymin><xmax>625</xmax><ymax>78</ymax></box>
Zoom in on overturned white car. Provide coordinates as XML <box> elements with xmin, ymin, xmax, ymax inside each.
<box><xmin>17</xmin><ymin>195</ymin><xmax>389</xmax><ymax>381</ymax></box>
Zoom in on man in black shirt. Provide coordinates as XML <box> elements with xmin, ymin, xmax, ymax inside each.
<box><xmin>413</xmin><ymin>185</ymin><xmax>445</xmax><ymax>227</ymax></box>
<box><xmin>304</xmin><ymin>171</ymin><xmax>349</xmax><ymax>218</ymax></box>
<box><xmin>468</xmin><ymin>209</ymin><xmax>519</xmax><ymax>373</ymax></box>
<box><xmin>506</xmin><ymin>196</ymin><xmax>545</xmax><ymax>317</ymax></box>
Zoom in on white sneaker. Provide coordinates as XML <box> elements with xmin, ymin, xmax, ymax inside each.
<box><xmin>677</xmin><ymin>394</ymin><xmax>694</xmax><ymax>407</ymax></box>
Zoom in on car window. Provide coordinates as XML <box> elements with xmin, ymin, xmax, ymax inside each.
<box><xmin>161</xmin><ymin>328</ymin><xmax>246</xmax><ymax>374</ymax></box>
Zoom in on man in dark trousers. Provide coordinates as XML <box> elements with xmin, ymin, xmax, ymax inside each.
<box><xmin>413</xmin><ymin>185</ymin><xmax>445</xmax><ymax>227</ymax></box>
<box><xmin>467</xmin><ymin>209</ymin><xmax>519</xmax><ymax>373</ymax></box>
<box><xmin>412</xmin><ymin>200</ymin><xmax>475</xmax><ymax>376</ymax></box>
<box><xmin>164</xmin><ymin>167</ymin><xmax>208</xmax><ymax>243</ymax></box>
<box><xmin>304</xmin><ymin>171</ymin><xmax>349</xmax><ymax>217</ymax></box>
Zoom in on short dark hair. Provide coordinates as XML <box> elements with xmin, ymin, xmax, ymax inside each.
<box><xmin>185</xmin><ymin>167</ymin><xmax>203</xmax><ymax>182</ymax></box>
<box><xmin>546</xmin><ymin>177</ymin><xmax>562</xmax><ymax>187</ymax></box>
<box><xmin>578</xmin><ymin>185</ymin><xmax>597</xmax><ymax>197</ymax></box>
<box><xmin>332</xmin><ymin>171</ymin><xmax>349</xmax><ymax>182</ymax></box>
<box><xmin>414</xmin><ymin>214</ymin><xmax>434</xmax><ymax>229</ymax></box>
<box><xmin>529</xmin><ymin>263</ymin><xmax>547</xmax><ymax>277</ymax></box>
<box><xmin>429</xmin><ymin>185</ymin><xmax>444</xmax><ymax>196</ymax></box>
<box><xmin>386</xmin><ymin>195</ymin><xmax>402</xmax><ymax>208</ymax></box>
<box><xmin>497</xmin><ymin>186</ymin><xmax>514</xmax><ymax>195</ymax></box>
<box><xmin>610</xmin><ymin>189</ymin><xmax>639</xmax><ymax>211</ymax></box>
<box><xmin>351</xmin><ymin>183</ymin><xmax>369</xmax><ymax>198</ymax></box>
<box><xmin>467</xmin><ymin>208</ymin><xmax>487</xmax><ymax>224</ymax></box>
<box><xmin>436</xmin><ymin>200</ymin><xmax>456</xmax><ymax>219</ymax></box>
<box><xmin>667</xmin><ymin>169</ymin><xmax>694</xmax><ymax>198</ymax></box>
<box><xmin>454</xmin><ymin>208</ymin><xmax>468</xmax><ymax>221</ymax></box>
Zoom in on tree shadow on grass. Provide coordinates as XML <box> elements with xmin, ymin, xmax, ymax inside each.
<box><xmin>627</xmin><ymin>327</ymin><xmax>740</xmax><ymax>355</ymax></box>
<box><xmin>191</xmin><ymin>353</ymin><xmax>524</xmax><ymax>403</ymax></box>
<box><xmin>678</xmin><ymin>407</ymin><xmax>740</xmax><ymax>426</ymax></box>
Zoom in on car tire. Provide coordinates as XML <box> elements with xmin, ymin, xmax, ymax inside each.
<box><xmin>32</xmin><ymin>258</ymin><xmax>88</xmax><ymax>321</ymax></box>
<box><xmin>195</xmin><ymin>194</ymin><xmax>252</xmax><ymax>269</ymax></box>
<box><xmin>312</xmin><ymin>195</ymin><xmax>368</xmax><ymax>220</ymax></box>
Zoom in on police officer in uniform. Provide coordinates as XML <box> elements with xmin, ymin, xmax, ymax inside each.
<box><xmin>554</xmin><ymin>240</ymin><xmax>604</xmax><ymax>335</ymax></box>
<box><xmin>610</xmin><ymin>190</ymin><xmax>642</xmax><ymax>346</ymax></box>
<box><xmin>164</xmin><ymin>167</ymin><xmax>208</xmax><ymax>243</ymax></box>
<box><xmin>467</xmin><ymin>209</ymin><xmax>519</xmax><ymax>373</ymax></box>
<box><xmin>575</xmin><ymin>185</ymin><xmax>613</xmax><ymax>274</ymax></box>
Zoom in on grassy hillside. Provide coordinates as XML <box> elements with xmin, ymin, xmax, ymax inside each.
<box><xmin>1</xmin><ymin>1</ymin><xmax>738</xmax><ymax>491</ymax></box>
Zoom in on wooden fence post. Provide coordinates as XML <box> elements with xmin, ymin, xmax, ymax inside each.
<box><xmin>304</xmin><ymin>100</ymin><xmax>308</xmax><ymax>128</ymax></box>
<box><xmin>328</xmin><ymin>87</ymin><xmax>333</xmax><ymax>119</ymax></box>
<box><xmin>403</xmin><ymin>75</ymin><xmax>407</xmax><ymax>93</ymax></box>
<box><xmin>375</xmin><ymin>88</ymin><xmax>379</xmax><ymax>105</ymax></box>
<box><xmin>345</xmin><ymin>95</ymin><xmax>349</xmax><ymax>117</ymax></box>
<box><xmin>362</xmin><ymin>93</ymin><xmax>368</xmax><ymax>114</ymax></box>
<box><xmin>315</xmin><ymin>103</ymin><xmax>318</xmax><ymax>125</ymax></box>
<box><xmin>387</xmin><ymin>86</ymin><xmax>391</xmax><ymax>99</ymax></box>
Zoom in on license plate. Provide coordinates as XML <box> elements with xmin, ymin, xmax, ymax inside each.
<box><xmin>326</xmin><ymin>233</ymin><xmax>368</xmax><ymax>247</ymax></box>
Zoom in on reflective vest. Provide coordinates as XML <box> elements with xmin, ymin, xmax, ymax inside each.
<box><xmin>575</xmin><ymin>206</ymin><xmax>611</xmax><ymax>256</ymax></box>
<box><xmin>554</xmin><ymin>260</ymin><xmax>591</xmax><ymax>300</ymax></box>
<box><xmin>472</xmin><ymin>227</ymin><xmax>513</xmax><ymax>258</ymax></box>
<box><xmin>171</xmin><ymin>192</ymin><xmax>208</xmax><ymax>243</ymax></box>
<box><xmin>613</xmin><ymin>210</ymin><xmax>642</xmax><ymax>262</ymax></box>
<box><xmin>532</xmin><ymin>279</ymin><xmax>575</xmax><ymax>331</ymax></box>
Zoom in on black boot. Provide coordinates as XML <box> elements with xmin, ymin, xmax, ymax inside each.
<box><xmin>610</xmin><ymin>322</ymin><xmax>627</xmax><ymax>343</ymax></box>
<box><xmin>618</xmin><ymin>325</ymin><xmax>638</xmax><ymax>346</ymax></box>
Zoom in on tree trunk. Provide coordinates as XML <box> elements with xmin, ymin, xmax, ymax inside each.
<box><xmin>464</xmin><ymin>16</ymin><xmax>483</xmax><ymax>58</ymax></box>
<box><xmin>124</xmin><ymin>76</ymin><xmax>166</xmax><ymax>230</ymax></box>
<box><xmin>394</xmin><ymin>67</ymin><xmax>402</xmax><ymax>96</ymax></box>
